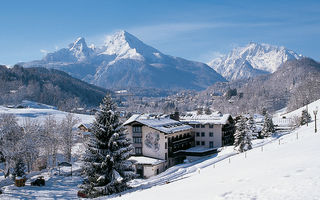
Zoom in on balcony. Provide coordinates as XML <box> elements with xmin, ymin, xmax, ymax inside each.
<box><xmin>168</xmin><ymin>135</ymin><xmax>194</xmax><ymax>157</ymax></box>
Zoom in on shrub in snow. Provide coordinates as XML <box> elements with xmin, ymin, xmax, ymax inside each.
<box><xmin>234</xmin><ymin>115</ymin><xmax>252</xmax><ymax>152</ymax></box>
<box><xmin>261</xmin><ymin>114</ymin><xmax>275</xmax><ymax>138</ymax></box>
<box><xmin>79</xmin><ymin>94</ymin><xmax>136</xmax><ymax>198</ymax></box>
<box><xmin>299</xmin><ymin>109</ymin><xmax>311</xmax><ymax>126</ymax></box>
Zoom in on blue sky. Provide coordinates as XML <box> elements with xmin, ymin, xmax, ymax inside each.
<box><xmin>0</xmin><ymin>0</ymin><xmax>319</xmax><ymax>65</ymax></box>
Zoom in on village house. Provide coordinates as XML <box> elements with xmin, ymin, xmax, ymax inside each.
<box><xmin>123</xmin><ymin>114</ymin><xmax>194</xmax><ymax>178</ymax></box>
<box><xmin>179</xmin><ymin>111</ymin><xmax>235</xmax><ymax>148</ymax></box>
<box><xmin>124</xmin><ymin>111</ymin><xmax>235</xmax><ymax>178</ymax></box>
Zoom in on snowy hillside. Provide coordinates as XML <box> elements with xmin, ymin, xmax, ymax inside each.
<box><xmin>277</xmin><ymin>98</ymin><xmax>320</xmax><ymax>120</ymax></box>
<box><xmin>108</xmin><ymin>123</ymin><xmax>320</xmax><ymax>199</ymax></box>
<box><xmin>2</xmin><ymin>102</ymin><xmax>320</xmax><ymax>199</ymax></box>
<box><xmin>20</xmin><ymin>31</ymin><xmax>226</xmax><ymax>90</ymax></box>
<box><xmin>208</xmin><ymin>42</ymin><xmax>302</xmax><ymax>81</ymax></box>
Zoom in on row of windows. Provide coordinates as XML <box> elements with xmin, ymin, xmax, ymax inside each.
<box><xmin>196</xmin><ymin>132</ymin><xmax>214</xmax><ymax>137</ymax></box>
<box><xmin>135</xmin><ymin>147</ymin><xmax>142</xmax><ymax>155</ymax></box>
<box><xmin>133</xmin><ymin>137</ymin><xmax>142</xmax><ymax>143</ymax></box>
<box><xmin>132</xmin><ymin>126</ymin><xmax>142</xmax><ymax>133</ymax></box>
<box><xmin>193</xmin><ymin>124</ymin><xmax>214</xmax><ymax>129</ymax></box>
<box><xmin>196</xmin><ymin>141</ymin><xmax>214</xmax><ymax>148</ymax></box>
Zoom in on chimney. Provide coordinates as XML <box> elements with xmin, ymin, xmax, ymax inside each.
<box><xmin>170</xmin><ymin>107</ymin><xmax>180</xmax><ymax>121</ymax></box>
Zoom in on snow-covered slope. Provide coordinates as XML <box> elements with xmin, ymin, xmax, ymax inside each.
<box><xmin>208</xmin><ymin>42</ymin><xmax>302</xmax><ymax>81</ymax></box>
<box><xmin>21</xmin><ymin>31</ymin><xmax>226</xmax><ymax>90</ymax></box>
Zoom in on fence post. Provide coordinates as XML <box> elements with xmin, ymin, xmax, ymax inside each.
<box><xmin>229</xmin><ymin>158</ymin><xmax>231</xmax><ymax>164</ymax></box>
<box><xmin>245</xmin><ymin>151</ymin><xmax>247</xmax><ymax>158</ymax></box>
<box><xmin>261</xmin><ymin>146</ymin><xmax>264</xmax><ymax>152</ymax></box>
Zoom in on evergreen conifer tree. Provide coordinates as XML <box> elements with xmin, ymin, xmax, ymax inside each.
<box><xmin>79</xmin><ymin>94</ymin><xmax>136</xmax><ymax>198</ymax></box>
<box><xmin>14</xmin><ymin>157</ymin><xmax>26</xmax><ymax>178</ymax></box>
<box><xmin>234</xmin><ymin>116</ymin><xmax>252</xmax><ymax>152</ymax></box>
<box><xmin>299</xmin><ymin>109</ymin><xmax>311</xmax><ymax>126</ymax></box>
<box><xmin>261</xmin><ymin>114</ymin><xmax>275</xmax><ymax>138</ymax></box>
<box><xmin>247</xmin><ymin>116</ymin><xmax>257</xmax><ymax>139</ymax></box>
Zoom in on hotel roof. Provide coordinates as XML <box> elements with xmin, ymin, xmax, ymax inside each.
<box><xmin>123</xmin><ymin>114</ymin><xmax>192</xmax><ymax>134</ymax></box>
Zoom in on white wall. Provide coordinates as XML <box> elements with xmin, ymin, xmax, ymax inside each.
<box><xmin>142</xmin><ymin>126</ymin><xmax>167</xmax><ymax>160</ymax></box>
<box><xmin>194</xmin><ymin>124</ymin><xmax>222</xmax><ymax>148</ymax></box>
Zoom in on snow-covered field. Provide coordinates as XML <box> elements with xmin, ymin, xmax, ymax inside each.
<box><xmin>0</xmin><ymin>105</ymin><xmax>94</xmax><ymax>125</ymax></box>
<box><xmin>1</xmin><ymin>102</ymin><xmax>319</xmax><ymax>199</ymax></box>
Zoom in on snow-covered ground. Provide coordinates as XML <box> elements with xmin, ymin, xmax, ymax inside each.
<box><xmin>1</xmin><ymin>102</ymin><xmax>320</xmax><ymax>199</ymax></box>
<box><xmin>107</xmin><ymin>122</ymin><xmax>320</xmax><ymax>200</ymax></box>
<box><xmin>0</xmin><ymin>105</ymin><xmax>94</xmax><ymax>125</ymax></box>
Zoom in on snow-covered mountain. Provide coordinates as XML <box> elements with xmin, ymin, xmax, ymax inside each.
<box><xmin>21</xmin><ymin>31</ymin><xmax>226</xmax><ymax>90</ymax></box>
<box><xmin>208</xmin><ymin>42</ymin><xmax>302</xmax><ymax>81</ymax></box>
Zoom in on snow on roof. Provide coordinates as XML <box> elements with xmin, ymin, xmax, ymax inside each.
<box><xmin>124</xmin><ymin>114</ymin><xmax>192</xmax><ymax>134</ymax></box>
<box><xmin>129</xmin><ymin>156</ymin><xmax>165</xmax><ymax>165</ymax></box>
<box><xmin>180</xmin><ymin>111</ymin><xmax>231</xmax><ymax>125</ymax></box>
<box><xmin>77</xmin><ymin>123</ymin><xmax>93</xmax><ymax>129</ymax></box>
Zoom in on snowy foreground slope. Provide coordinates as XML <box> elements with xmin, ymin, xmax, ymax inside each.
<box><xmin>1</xmin><ymin>102</ymin><xmax>320</xmax><ymax>199</ymax></box>
<box><xmin>2</xmin><ymin>118</ymin><xmax>320</xmax><ymax>199</ymax></box>
<box><xmin>108</xmin><ymin>123</ymin><xmax>320</xmax><ymax>200</ymax></box>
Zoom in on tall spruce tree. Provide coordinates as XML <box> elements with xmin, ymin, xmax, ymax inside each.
<box><xmin>234</xmin><ymin>116</ymin><xmax>252</xmax><ymax>152</ymax></box>
<box><xmin>261</xmin><ymin>113</ymin><xmax>275</xmax><ymax>138</ymax></box>
<box><xmin>299</xmin><ymin>109</ymin><xmax>311</xmax><ymax>126</ymax></box>
<box><xmin>79</xmin><ymin>94</ymin><xmax>136</xmax><ymax>198</ymax></box>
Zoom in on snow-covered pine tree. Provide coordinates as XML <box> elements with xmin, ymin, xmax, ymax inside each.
<box><xmin>261</xmin><ymin>113</ymin><xmax>275</xmax><ymax>138</ymax></box>
<box><xmin>14</xmin><ymin>157</ymin><xmax>26</xmax><ymax>178</ymax></box>
<box><xmin>246</xmin><ymin>116</ymin><xmax>257</xmax><ymax>139</ymax></box>
<box><xmin>234</xmin><ymin>116</ymin><xmax>252</xmax><ymax>152</ymax></box>
<box><xmin>299</xmin><ymin>109</ymin><xmax>311</xmax><ymax>126</ymax></box>
<box><xmin>79</xmin><ymin>94</ymin><xmax>136</xmax><ymax>198</ymax></box>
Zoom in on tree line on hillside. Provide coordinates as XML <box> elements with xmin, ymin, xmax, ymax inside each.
<box><xmin>119</xmin><ymin>58</ymin><xmax>320</xmax><ymax>115</ymax></box>
<box><xmin>0</xmin><ymin>65</ymin><xmax>107</xmax><ymax>111</ymax></box>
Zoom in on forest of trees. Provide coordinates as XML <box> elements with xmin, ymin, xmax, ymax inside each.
<box><xmin>0</xmin><ymin>65</ymin><xmax>108</xmax><ymax>111</ymax></box>
<box><xmin>0</xmin><ymin>113</ymin><xmax>79</xmax><ymax>178</ymax></box>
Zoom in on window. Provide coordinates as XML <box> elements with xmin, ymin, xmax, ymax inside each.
<box><xmin>209</xmin><ymin>124</ymin><xmax>214</xmax><ymax>128</ymax></box>
<box><xmin>209</xmin><ymin>141</ymin><xmax>214</xmax><ymax>148</ymax></box>
<box><xmin>132</xmin><ymin>126</ymin><xmax>142</xmax><ymax>133</ymax></box>
<box><xmin>195</xmin><ymin>124</ymin><xmax>200</xmax><ymax>128</ymax></box>
<box><xmin>201</xmin><ymin>141</ymin><xmax>205</xmax><ymax>146</ymax></box>
<box><xmin>201</xmin><ymin>132</ymin><xmax>205</xmax><ymax>137</ymax></box>
<box><xmin>196</xmin><ymin>132</ymin><xmax>200</xmax><ymax>137</ymax></box>
<box><xmin>165</xmin><ymin>153</ymin><xmax>168</xmax><ymax>160</ymax></box>
<box><xmin>196</xmin><ymin>141</ymin><xmax>200</xmax><ymax>145</ymax></box>
<box><xmin>209</xmin><ymin>132</ymin><xmax>213</xmax><ymax>137</ymax></box>
<box><xmin>201</xmin><ymin>124</ymin><xmax>205</xmax><ymax>128</ymax></box>
<box><xmin>165</xmin><ymin>142</ymin><xmax>167</xmax><ymax>149</ymax></box>
<box><xmin>135</xmin><ymin>147</ymin><xmax>142</xmax><ymax>155</ymax></box>
<box><xmin>133</xmin><ymin>137</ymin><xmax>142</xmax><ymax>143</ymax></box>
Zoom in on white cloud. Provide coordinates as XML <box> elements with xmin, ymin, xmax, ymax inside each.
<box><xmin>127</xmin><ymin>22</ymin><xmax>281</xmax><ymax>43</ymax></box>
<box><xmin>40</xmin><ymin>49</ymin><xmax>48</xmax><ymax>55</ymax></box>
<box><xmin>198</xmin><ymin>50</ymin><xmax>225</xmax><ymax>64</ymax></box>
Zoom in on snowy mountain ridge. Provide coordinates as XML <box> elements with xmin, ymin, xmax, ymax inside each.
<box><xmin>20</xmin><ymin>30</ymin><xmax>226</xmax><ymax>90</ymax></box>
<box><xmin>208</xmin><ymin>42</ymin><xmax>303</xmax><ymax>81</ymax></box>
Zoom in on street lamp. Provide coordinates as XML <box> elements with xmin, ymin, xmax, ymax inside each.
<box><xmin>314</xmin><ymin>107</ymin><xmax>318</xmax><ymax>133</ymax></box>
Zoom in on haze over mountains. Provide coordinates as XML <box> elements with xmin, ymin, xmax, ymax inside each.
<box><xmin>208</xmin><ymin>42</ymin><xmax>302</xmax><ymax>81</ymax></box>
<box><xmin>21</xmin><ymin>31</ymin><xmax>226</xmax><ymax>90</ymax></box>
